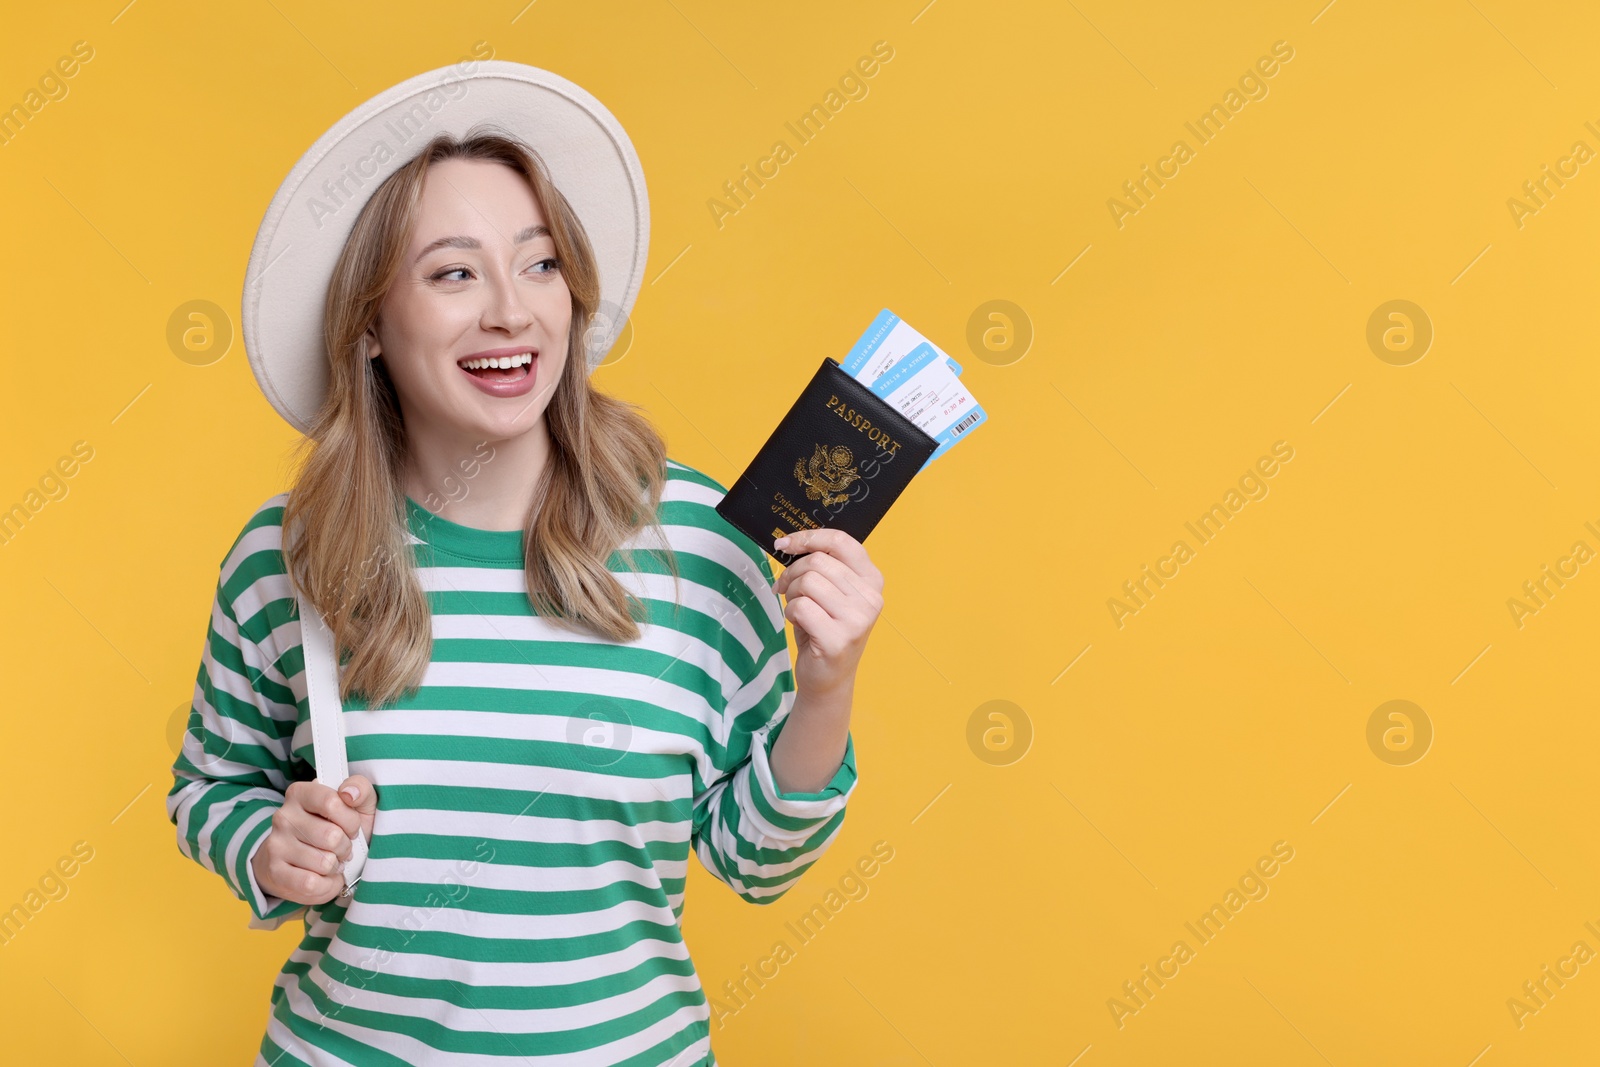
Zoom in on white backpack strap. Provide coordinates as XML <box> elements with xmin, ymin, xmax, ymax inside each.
<box><xmin>299</xmin><ymin>590</ymin><xmax>368</xmax><ymax>893</ymax></box>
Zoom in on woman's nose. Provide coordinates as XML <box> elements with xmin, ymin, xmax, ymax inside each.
<box><xmin>480</xmin><ymin>269</ymin><xmax>533</xmax><ymax>333</ymax></box>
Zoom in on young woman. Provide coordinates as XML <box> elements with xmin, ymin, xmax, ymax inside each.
<box><xmin>167</xmin><ymin>65</ymin><xmax>882</xmax><ymax>1067</ymax></box>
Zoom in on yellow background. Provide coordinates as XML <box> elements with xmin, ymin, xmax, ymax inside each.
<box><xmin>2</xmin><ymin>0</ymin><xmax>1597</xmax><ymax>1063</ymax></box>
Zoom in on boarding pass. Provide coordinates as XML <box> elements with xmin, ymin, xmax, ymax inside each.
<box><xmin>843</xmin><ymin>308</ymin><xmax>988</xmax><ymax>465</ymax></box>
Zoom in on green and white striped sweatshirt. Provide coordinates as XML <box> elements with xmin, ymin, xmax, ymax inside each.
<box><xmin>166</xmin><ymin>459</ymin><xmax>858</xmax><ymax>1067</ymax></box>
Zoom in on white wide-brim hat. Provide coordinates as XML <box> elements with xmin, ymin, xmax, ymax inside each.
<box><xmin>242</xmin><ymin>59</ymin><xmax>649</xmax><ymax>435</ymax></box>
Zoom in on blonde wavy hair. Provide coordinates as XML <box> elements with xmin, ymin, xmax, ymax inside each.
<box><xmin>281</xmin><ymin>126</ymin><xmax>678</xmax><ymax>708</ymax></box>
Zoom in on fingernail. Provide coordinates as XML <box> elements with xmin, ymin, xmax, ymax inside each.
<box><xmin>341</xmin><ymin>786</ymin><xmax>359</xmax><ymax>804</ymax></box>
<box><xmin>774</xmin><ymin>536</ymin><xmax>790</xmax><ymax>550</ymax></box>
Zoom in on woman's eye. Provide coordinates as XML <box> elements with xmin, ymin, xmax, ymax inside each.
<box><xmin>430</xmin><ymin>259</ymin><xmax>557</xmax><ymax>282</ymax></box>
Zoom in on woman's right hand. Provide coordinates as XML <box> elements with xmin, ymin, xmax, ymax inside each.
<box><xmin>251</xmin><ymin>775</ymin><xmax>378</xmax><ymax>906</ymax></box>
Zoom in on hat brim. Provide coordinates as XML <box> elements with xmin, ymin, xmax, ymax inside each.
<box><xmin>241</xmin><ymin>60</ymin><xmax>649</xmax><ymax>435</ymax></box>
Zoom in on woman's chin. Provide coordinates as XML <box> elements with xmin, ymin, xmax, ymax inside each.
<box><xmin>444</xmin><ymin>405</ymin><xmax>549</xmax><ymax>444</ymax></box>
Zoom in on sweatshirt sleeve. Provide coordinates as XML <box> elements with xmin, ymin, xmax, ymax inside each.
<box><xmin>166</xmin><ymin>506</ymin><xmax>309</xmax><ymax>929</ymax></box>
<box><xmin>690</xmin><ymin>540</ymin><xmax>858</xmax><ymax>905</ymax></box>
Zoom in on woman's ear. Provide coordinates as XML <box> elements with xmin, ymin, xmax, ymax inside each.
<box><xmin>363</xmin><ymin>324</ymin><xmax>381</xmax><ymax>361</ymax></box>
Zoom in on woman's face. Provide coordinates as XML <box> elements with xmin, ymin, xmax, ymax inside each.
<box><xmin>366</xmin><ymin>157</ymin><xmax>572</xmax><ymax>446</ymax></box>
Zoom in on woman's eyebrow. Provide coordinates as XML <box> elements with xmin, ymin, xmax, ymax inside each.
<box><xmin>414</xmin><ymin>224</ymin><xmax>551</xmax><ymax>262</ymax></box>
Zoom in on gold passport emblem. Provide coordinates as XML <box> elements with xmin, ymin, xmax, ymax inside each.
<box><xmin>795</xmin><ymin>444</ymin><xmax>861</xmax><ymax>507</ymax></box>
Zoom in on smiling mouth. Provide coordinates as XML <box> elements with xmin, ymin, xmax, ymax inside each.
<box><xmin>458</xmin><ymin>351</ymin><xmax>535</xmax><ymax>381</ymax></box>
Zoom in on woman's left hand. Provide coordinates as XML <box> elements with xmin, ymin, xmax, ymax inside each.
<box><xmin>770</xmin><ymin>528</ymin><xmax>884</xmax><ymax>697</ymax></box>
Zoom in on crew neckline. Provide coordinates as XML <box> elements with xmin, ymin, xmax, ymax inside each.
<box><xmin>404</xmin><ymin>495</ymin><xmax>526</xmax><ymax>562</ymax></box>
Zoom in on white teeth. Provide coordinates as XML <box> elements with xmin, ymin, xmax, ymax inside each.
<box><xmin>459</xmin><ymin>352</ymin><xmax>534</xmax><ymax>370</ymax></box>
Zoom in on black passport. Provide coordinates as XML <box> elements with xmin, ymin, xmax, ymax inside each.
<box><xmin>715</xmin><ymin>356</ymin><xmax>939</xmax><ymax>566</ymax></box>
